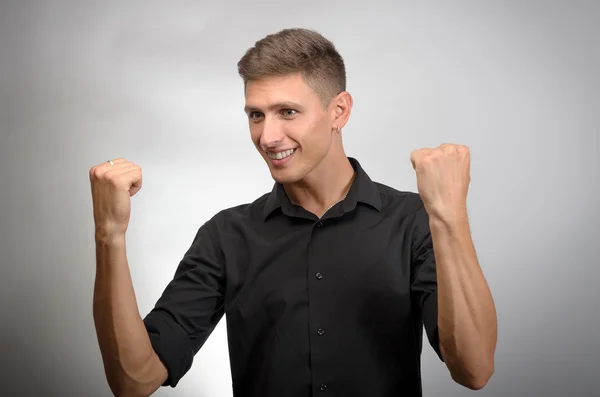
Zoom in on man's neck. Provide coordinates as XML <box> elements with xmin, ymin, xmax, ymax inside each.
<box><xmin>283</xmin><ymin>151</ymin><xmax>356</xmax><ymax>218</ymax></box>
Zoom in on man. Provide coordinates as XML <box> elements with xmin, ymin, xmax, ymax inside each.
<box><xmin>90</xmin><ymin>28</ymin><xmax>496</xmax><ymax>397</ymax></box>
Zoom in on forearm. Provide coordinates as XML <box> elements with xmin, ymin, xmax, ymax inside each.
<box><xmin>93</xmin><ymin>232</ymin><xmax>166</xmax><ymax>396</ymax></box>
<box><xmin>430</xmin><ymin>214</ymin><xmax>497</xmax><ymax>389</ymax></box>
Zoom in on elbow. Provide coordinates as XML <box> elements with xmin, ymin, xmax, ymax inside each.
<box><xmin>105</xmin><ymin>368</ymin><xmax>158</xmax><ymax>397</ymax></box>
<box><xmin>441</xmin><ymin>339</ymin><xmax>495</xmax><ymax>390</ymax></box>
<box><xmin>108</xmin><ymin>379</ymin><xmax>153</xmax><ymax>397</ymax></box>
<box><xmin>102</xmin><ymin>351</ymin><xmax>166</xmax><ymax>397</ymax></box>
<box><xmin>462</xmin><ymin>371</ymin><xmax>493</xmax><ymax>391</ymax></box>
<box><xmin>106</xmin><ymin>377</ymin><xmax>146</xmax><ymax>397</ymax></box>
<box><xmin>449</xmin><ymin>358</ymin><xmax>495</xmax><ymax>391</ymax></box>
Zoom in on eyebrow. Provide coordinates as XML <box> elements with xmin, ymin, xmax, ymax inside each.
<box><xmin>244</xmin><ymin>101</ymin><xmax>304</xmax><ymax>113</ymax></box>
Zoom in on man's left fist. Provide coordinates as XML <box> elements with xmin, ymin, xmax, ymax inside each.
<box><xmin>410</xmin><ymin>143</ymin><xmax>471</xmax><ymax>221</ymax></box>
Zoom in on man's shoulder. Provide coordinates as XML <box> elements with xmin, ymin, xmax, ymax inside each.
<box><xmin>371</xmin><ymin>180</ymin><xmax>425</xmax><ymax>214</ymax></box>
<box><xmin>206</xmin><ymin>191</ymin><xmax>272</xmax><ymax>225</ymax></box>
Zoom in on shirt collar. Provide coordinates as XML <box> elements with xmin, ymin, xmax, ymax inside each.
<box><xmin>263</xmin><ymin>157</ymin><xmax>382</xmax><ymax>220</ymax></box>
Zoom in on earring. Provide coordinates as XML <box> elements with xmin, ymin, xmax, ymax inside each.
<box><xmin>336</xmin><ymin>127</ymin><xmax>341</xmax><ymax>134</ymax></box>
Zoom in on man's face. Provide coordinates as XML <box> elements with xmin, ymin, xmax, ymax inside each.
<box><xmin>244</xmin><ymin>73</ymin><xmax>336</xmax><ymax>184</ymax></box>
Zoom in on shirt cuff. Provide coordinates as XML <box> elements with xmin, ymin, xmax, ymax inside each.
<box><xmin>143</xmin><ymin>310</ymin><xmax>195</xmax><ymax>387</ymax></box>
<box><xmin>422</xmin><ymin>291</ymin><xmax>445</xmax><ymax>362</ymax></box>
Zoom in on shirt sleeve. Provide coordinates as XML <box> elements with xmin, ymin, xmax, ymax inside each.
<box><xmin>410</xmin><ymin>199</ymin><xmax>445</xmax><ymax>362</ymax></box>
<box><xmin>143</xmin><ymin>217</ymin><xmax>226</xmax><ymax>387</ymax></box>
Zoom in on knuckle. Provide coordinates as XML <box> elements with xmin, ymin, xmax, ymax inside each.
<box><xmin>90</xmin><ymin>166</ymin><xmax>103</xmax><ymax>180</ymax></box>
<box><xmin>107</xmin><ymin>175</ymin><xmax>120</xmax><ymax>187</ymax></box>
<box><xmin>103</xmin><ymin>169</ymin><xmax>116</xmax><ymax>182</ymax></box>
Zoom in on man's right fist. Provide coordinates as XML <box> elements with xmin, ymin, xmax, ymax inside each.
<box><xmin>89</xmin><ymin>158</ymin><xmax>142</xmax><ymax>238</ymax></box>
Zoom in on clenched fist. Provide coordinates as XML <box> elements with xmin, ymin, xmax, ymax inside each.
<box><xmin>410</xmin><ymin>143</ymin><xmax>471</xmax><ymax>222</ymax></box>
<box><xmin>89</xmin><ymin>158</ymin><xmax>142</xmax><ymax>238</ymax></box>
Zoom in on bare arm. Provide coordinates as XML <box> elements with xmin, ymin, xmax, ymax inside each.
<box><xmin>90</xmin><ymin>158</ymin><xmax>167</xmax><ymax>397</ymax></box>
<box><xmin>410</xmin><ymin>144</ymin><xmax>496</xmax><ymax>389</ymax></box>
<box><xmin>93</xmin><ymin>232</ymin><xmax>167</xmax><ymax>397</ymax></box>
<box><xmin>431</xmin><ymin>214</ymin><xmax>497</xmax><ymax>390</ymax></box>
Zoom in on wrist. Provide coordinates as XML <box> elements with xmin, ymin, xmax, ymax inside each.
<box><xmin>428</xmin><ymin>207</ymin><xmax>469</xmax><ymax>231</ymax></box>
<box><xmin>95</xmin><ymin>226</ymin><xmax>127</xmax><ymax>246</ymax></box>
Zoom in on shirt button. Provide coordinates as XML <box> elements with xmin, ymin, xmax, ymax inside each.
<box><xmin>315</xmin><ymin>272</ymin><xmax>323</xmax><ymax>280</ymax></box>
<box><xmin>317</xmin><ymin>328</ymin><xmax>324</xmax><ymax>336</ymax></box>
<box><xmin>320</xmin><ymin>384</ymin><xmax>327</xmax><ymax>392</ymax></box>
<box><xmin>316</xmin><ymin>221</ymin><xmax>323</xmax><ymax>228</ymax></box>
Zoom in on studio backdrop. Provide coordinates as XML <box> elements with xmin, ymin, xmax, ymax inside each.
<box><xmin>0</xmin><ymin>1</ymin><xmax>598</xmax><ymax>396</ymax></box>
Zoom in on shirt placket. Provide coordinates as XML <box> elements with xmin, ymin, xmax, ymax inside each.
<box><xmin>307</xmin><ymin>216</ymin><xmax>332</xmax><ymax>395</ymax></box>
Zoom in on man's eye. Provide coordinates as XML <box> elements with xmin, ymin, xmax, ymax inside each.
<box><xmin>282</xmin><ymin>109</ymin><xmax>297</xmax><ymax>117</ymax></box>
<box><xmin>249</xmin><ymin>111</ymin><xmax>263</xmax><ymax>119</ymax></box>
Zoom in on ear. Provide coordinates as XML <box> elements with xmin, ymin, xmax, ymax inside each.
<box><xmin>331</xmin><ymin>91</ymin><xmax>353</xmax><ymax>130</ymax></box>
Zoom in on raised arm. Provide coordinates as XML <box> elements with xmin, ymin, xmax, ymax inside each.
<box><xmin>90</xmin><ymin>158</ymin><xmax>167</xmax><ymax>397</ymax></box>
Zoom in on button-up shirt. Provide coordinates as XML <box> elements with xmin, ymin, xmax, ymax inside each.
<box><xmin>143</xmin><ymin>157</ymin><xmax>444</xmax><ymax>397</ymax></box>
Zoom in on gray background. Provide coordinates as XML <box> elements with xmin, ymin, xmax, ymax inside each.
<box><xmin>1</xmin><ymin>1</ymin><xmax>598</xmax><ymax>396</ymax></box>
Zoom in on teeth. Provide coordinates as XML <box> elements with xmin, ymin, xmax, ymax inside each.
<box><xmin>268</xmin><ymin>148</ymin><xmax>295</xmax><ymax>160</ymax></box>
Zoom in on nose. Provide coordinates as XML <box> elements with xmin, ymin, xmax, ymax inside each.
<box><xmin>259</xmin><ymin>118</ymin><xmax>284</xmax><ymax>149</ymax></box>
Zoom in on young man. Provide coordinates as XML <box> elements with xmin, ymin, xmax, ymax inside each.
<box><xmin>90</xmin><ymin>28</ymin><xmax>496</xmax><ymax>397</ymax></box>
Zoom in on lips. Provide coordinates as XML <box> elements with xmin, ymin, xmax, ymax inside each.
<box><xmin>266</xmin><ymin>148</ymin><xmax>296</xmax><ymax>160</ymax></box>
<box><xmin>265</xmin><ymin>147</ymin><xmax>297</xmax><ymax>167</ymax></box>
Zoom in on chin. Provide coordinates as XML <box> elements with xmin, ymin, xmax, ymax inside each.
<box><xmin>269</xmin><ymin>170</ymin><xmax>301</xmax><ymax>184</ymax></box>
<box><xmin>266</xmin><ymin>163</ymin><xmax>306</xmax><ymax>184</ymax></box>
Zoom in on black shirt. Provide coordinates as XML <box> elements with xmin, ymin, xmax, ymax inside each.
<box><xmin>143</xmin><ymin>157</ymin><xmax>444</xmax><ymax>397</ymax></box>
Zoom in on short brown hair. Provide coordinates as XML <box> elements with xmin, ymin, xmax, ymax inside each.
<box><xmin>237</xmin><ymin>28</ymin><xmax>346</xmax><ymax>107</ymax></box>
